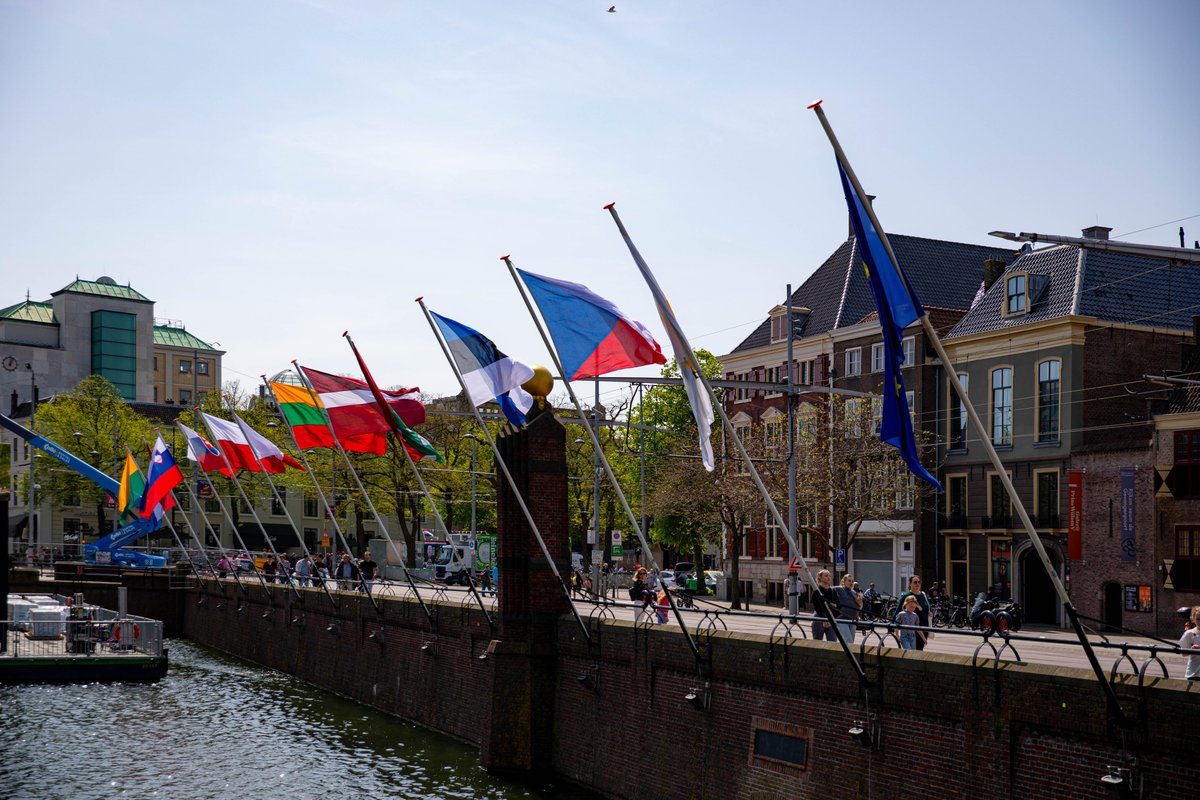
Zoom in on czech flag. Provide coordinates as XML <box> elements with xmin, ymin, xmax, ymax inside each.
<box><xmin>517</xmin><ymin>268</ymin><xmax>666</xmax><ymax>380</ymax></box>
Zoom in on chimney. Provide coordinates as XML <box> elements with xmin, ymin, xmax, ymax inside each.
<box><xmin>850</xmin><ymin>195</ymin><xmax>877</xmax><ymax>238</ymax></box>
<box><xmin>983</xmin><ymin>257</ymin><xmax>1006</xmax><ymax>290</ymax></box>
<box><xmin>1081</xmin><ymin>225</ymin><xmax>1111</xmax><ymax>241</ymax></box>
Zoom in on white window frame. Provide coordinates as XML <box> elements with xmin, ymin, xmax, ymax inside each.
<box><xmin>871</xmin><ymin>343</ymin><xmax>885</xmax><ymax>373</ymax></box>
<box><xmin>902</xmin><ymin>336</ymin><xmax>915</xmax><ymax>368</ymax></box>
<box><xmin>845</xmin><ymin>347</ymin><xmax>862</xmax><ymax>377</ymax></box>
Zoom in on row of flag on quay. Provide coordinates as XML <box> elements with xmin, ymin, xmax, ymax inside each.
<box><xmin>115</xmin><ymin>109</ymin><xmax>941</xmax><ymax>524</ymax></box>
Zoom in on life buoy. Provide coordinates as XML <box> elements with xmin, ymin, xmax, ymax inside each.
<box><xmin>113</xmin><ymin>623</ymin><xmax>140</xmax><ymax>642</ymax></box>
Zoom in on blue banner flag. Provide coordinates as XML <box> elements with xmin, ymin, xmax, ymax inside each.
<box><xmin>837</xmin><ymin>161</ymin><xmax>941</xmax><ymax>490</ymax></box>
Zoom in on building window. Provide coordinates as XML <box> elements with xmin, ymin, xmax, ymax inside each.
<box><xmin>179</xmin><ymin>390</ymin><xmax>191</xmax><ymax>404</ymax></box>
<box><xmin>845</xmin><ymin>348</ymin><xmax>861</xmax><ymax>377</ymax></box>
<box><xmin>1037</xmin><ymin>360</ymin><xmax>1060</xmax><ymax>443</ymax></box>
<box><xmin>179</xmin><ymin>360</ymin><xmax>192</xmax><ymax>374</ymax></box>
<box><xmin>197</xmin><ymin>360</ymin><xmax>209</xmax><ymax>376</ymax></box>
<box><xmin>271</xmin><ymin>488</ymin><xmax>287</xmax><ymax>516</ymax></box>
<box><xmin>987</xmin><ymin>472</ymin><xmax>1011</xmax><ymax>528</ymax></box>
<box><xmin>990</xmin><ymin>367</ymin><xmax>1012</xmax><ymax>446</ymax></box>
<box><xmin>1174</xmin><ymin>526</ymin><xmax>1200</xmax><ymax>592</ymax></box>
<box><xmin>1173</xmin><ymin>431</ymin><xmax>1200</xmax><ymax>498</ymax></box>
<box><xmin>153</xmin><ymin>356</ymin><xmax>158</xmax><ymax>372</ymax></box>
<box><xmin>92</xmin><ymin>309</ymin><xmax>137</xmax><ymax>400</ymax></box>
<box><xmin>204</xmin><ymin>497</ymin><xmax>220</xmax><ymax>513</ymax></box>
<box><xmin>1005</xmin><ymin>274</ymin><xmax>1027</xmax><ymax>315</ymax></box>
<box><xmin>901</xmin><ymin>337</ymin><xmax>915</xmax><ymax>368</ymax></box>
<box><xmin>946</xmin><ymin>474</ymin><xmax>967</xmax><ymax>528</ymax></box>
<box><xmin>1035</xmin><ymin>470</ymin><xmax>1059</xmax><ymax>528</ymax></box>
<box><xmin>303</xmin><ymin>493</ymin><xmax>319</xmax><ymax>517</ymax></box>
<box><xmin>153</xmin><ymin>387</ymin><xmax>158</xmax><ymax>402</ymax></box>
<box><xmin>207</xmin><ymin>523</ymin><xmax>221</xmax><ymax>548</ymax></box>
<box><xmin>946</xmin><ymin>536</ymin><xmax>969</xmax><ymax>598</ymax></box>
<box><xmin>948</xmin><ymin>373</ymin><xmax>970</xmax><ymax>451</ymax></box>
<box><xmin>870</xmin><ymin>343</ymin><xmax>885</xmax><ymax>373</ymax></box>
<box><xmin>895</xmin><ymin>473</ymin><xmax>914</xmax><ymax>511</ymax></box>
<box><xmin>870</xmin><ymin>398</ymin><xmax>882</xmax><ymax>437</ymax></box>
<box><xmin>765</xmin><ymin>419</ymin><xmax>784</xmax><ymax>449</ymax></box>
<box><xmin>798</xmin><ymin>360</ymin><xmax>815</xmax><ymax>386</ymax></box>
<box><xmin>764</xmin><ymin>513</ymin><xmax>781</xmax><ymax>558</ymax></box>
<box><xmin>844</xmin><ymin>399</ymin><xmax>863</xmax><ymax>438</ymax></box>
<box><xmin>176</xmin><ymin>493</ymin><xmax>191</xmax><ymax>512</ymax></box>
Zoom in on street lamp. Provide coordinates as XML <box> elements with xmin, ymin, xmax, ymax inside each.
<box><xmin>463</xmin><ymin>434</ymin><xmax>479</xmax><ymax>534</ymax></box>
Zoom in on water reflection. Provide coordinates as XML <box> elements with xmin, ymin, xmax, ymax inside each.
<box><xmin>0</xmin><ymin>640</ymin><xmax>588</xmax><ymax>800</ymax></box>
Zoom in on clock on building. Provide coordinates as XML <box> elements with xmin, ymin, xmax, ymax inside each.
<box><xmin>2</xmin><ymin>356</ymin><xmax>17</xmax><ymax>371</ymax></box>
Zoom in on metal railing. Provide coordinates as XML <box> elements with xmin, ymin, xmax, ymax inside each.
<box><xmin>4</xmin><ymin>595</ymin><xmax>163</xmax><ymax>659</ymax></box>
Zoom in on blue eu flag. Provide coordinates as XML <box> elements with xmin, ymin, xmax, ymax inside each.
<box><xmin>837</xmin><ymin>161</ymin><xmax>941</xmax><ymax>491</ymax></box>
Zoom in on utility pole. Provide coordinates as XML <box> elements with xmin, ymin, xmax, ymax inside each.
<box><xmin>786</xmin><ymin>285</ymin><xmax>799</xmax><ymax>616</ymax></box>
<box><xmin>591</xmin><ymin>381</ymin><xmax>602</xmax><ymax>599</ymax></box>
<box><xmin>26</xmin><ymin>363</ymin><xmax>35</xmax><ymax>551</ymax></box>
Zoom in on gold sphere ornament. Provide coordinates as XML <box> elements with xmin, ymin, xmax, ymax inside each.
<box><xmin>522</xmin><ymin>366</ymin><xmax>554</xmax><ymax>406</ymax></box>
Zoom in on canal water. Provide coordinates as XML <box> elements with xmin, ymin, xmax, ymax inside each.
<box><xmin>0</xmin><ymin>640</ymin><xmax>592</xmax><ymax>800</ymax></box>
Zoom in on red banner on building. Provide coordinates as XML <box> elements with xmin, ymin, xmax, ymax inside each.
<box><xmin>1067</xmin><ymin>470</ymin><xmax>1084</xmax><ymax>561</ymax></box>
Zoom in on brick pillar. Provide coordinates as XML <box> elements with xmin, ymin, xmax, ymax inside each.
<box><xmin>479</xmin><ymin>404</ymin><xmax>570</xmax><ymax>774</ymax></box>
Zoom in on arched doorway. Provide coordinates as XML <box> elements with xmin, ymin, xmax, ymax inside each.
<box><xmin>1019</xmin><ymin>546</ymin><xmax>1060</xmax><ymax>625</ymax></box>
<box><xmin>1101</xmin><ymin>582</ymin><xmax>1123</xmax><ymax>633</ymax></box>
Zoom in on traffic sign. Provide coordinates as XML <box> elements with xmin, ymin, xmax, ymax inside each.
<box><xmin>835</xmin><ymin>548</ymin><xmax>846</xmax><ymax>567</ymax></box>
<box><xmin>788</xmin><ymin>556</ymin><xmax>801</xmax><ymax>571</ymax></box>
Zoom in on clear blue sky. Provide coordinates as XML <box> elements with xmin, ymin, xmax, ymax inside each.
<box><xmin>2</xmin><ymin>2</ymin><xmax>1197</xmax><ymax>404</ymax></box>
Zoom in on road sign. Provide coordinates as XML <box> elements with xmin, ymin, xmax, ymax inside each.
<box><xmin>611</xmin><ymin>530</ymin><xmax>622</xmax><ymax>544</ymax></box>
<box><xmin>788</xmin><ymin>556</ymin><xmax>800</xmax><ymax>571</ymax></box>
<box><xmin>591</xmin><ymin>549</ymin><xmax>603</xmax><ymax>566</ymax></box>
<box><xmin>835</xmin><ymin>548</ymin><xmax>846</xmax><ymax>567</ymax></box>
<box><xmin>611</xmin><ymin>544</ymin><xmax>623</xmax><ymax>558</ymax></box>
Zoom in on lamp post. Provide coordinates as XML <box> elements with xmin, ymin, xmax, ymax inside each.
<box><xmin>26</xmin><ymin>363</ymin><xmax>36</xmax><ymax>550</ymax></box>
<box><xmin>463</xmin><ymin>434</ymin><xmax>479</xmax><ymax>534</ymax></box>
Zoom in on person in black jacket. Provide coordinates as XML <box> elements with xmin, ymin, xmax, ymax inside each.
<box><xmin>358</xmin><ymin>552</ymin><xmax>378</xmax><ymax>594</ymax></box>
<box><xmin>335</xmin><ymin>553</ymin><xmax>359</xmax><ymax>592</ymax></box>
<box><xmin>811</xmin><ymin>569</ymin><xmax>837</xmax><ymax>641</ymax></box>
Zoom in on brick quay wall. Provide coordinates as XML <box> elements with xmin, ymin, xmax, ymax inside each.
<box><xmin>172</xmin><ymin>581</ymin><xmax>1199</xmax><ymax>800</ymax></box>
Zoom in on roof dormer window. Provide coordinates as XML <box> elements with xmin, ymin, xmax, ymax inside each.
<box><xmin>1004</xmin><ymin>273</ymin><xmax>1027</xmax><ymax>316</ymax></box>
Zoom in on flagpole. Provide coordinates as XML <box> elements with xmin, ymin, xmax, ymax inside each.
<box><xmin>246</xmin><ymin>384</ymin><xmax>344</xmax><ymax>611</ymax></box>
<box><xmin>170</xmin><ymin>461</ymin><xmax>249</xmax><ymax>597</ymax></box>
<box><xmin>807</xmin><ymin>99</ymin><xmax>1122</xmax><ymax>715</ymax></box>
<box><xmin>129</xmin><ymin>442</ymin><xmax>216</xmax><ymax>594</ymax></box>
<box><xmin>201</xmin><ymin>411</ymin><xmax>302</xmax><ymax>605</ymax></box>
<box><xmin>416</xmin><ymin>296</ymin><xmax>592</xmax><ymax>644</ymax></box>
<box><xmin>223</xmin><ymin>399</ymin><xmax>331</xmax><ymax>609</ymax></box>
<box><xmin>290</xmin><ymin>364</ymin><xmax>437</xmax><ymax>630</ymax></box>
<box><xmin>260</xmin><ymin>377</ymin><xmax>358</xmax><ymax>605</ymax></box>
<box><xmin>339</xmin><ymin>338</ymin><xmax>494</xmax><ymax>628</ymax></box>
<box><xmin>604</xmin><ymin>202</ymin><xmax>866</xmax><ymax>682</ymax></box>
<box><xmin>177</xmin><ymin>419</ymin><xmax>272</xmax><ymax>598</ymax></box>
<box><xmin>503</xmin><ymin>257</ymin><xmax>700</xmax><ymax>658</ymax></box>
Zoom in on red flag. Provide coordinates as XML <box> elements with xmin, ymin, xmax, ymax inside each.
<box><xmin>298</xmin><ymin>366</ymin><xmax>425</xmax><ymax>455</ymax></box>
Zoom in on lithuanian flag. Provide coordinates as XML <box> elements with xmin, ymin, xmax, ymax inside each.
<box><xmin>271</xmin><ymin>381</ymin><xmax>335</xmax><ymax>449</ymax></box>
<box><xmin>117</xmin><ymin>453</ymin><xmax>146</xmax><ymax>524</ymax></box>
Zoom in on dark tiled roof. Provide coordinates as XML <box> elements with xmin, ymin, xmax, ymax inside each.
<box><xmin>731</xmin><ymin>235</ymin><xmax>1015</xmax><ymax>354</ymax></box>
<box><xmin>153</xmin><ymin>325</ymin><xmax>220</xmax><ymax>351</ymax></box>
<box><xmin>52</xmin><ymin>278</ymin><xmax>152</xmax><ymax>303</ymax></box>
<box><xmin>948</xmin><ymin>244</ymin><xmax>1200</xmax><ymax>338</ymax></box>
<box><xmin>0</xmin><ymin>300</ymin><xmax>56</xmax><ymax>324</ymax></box>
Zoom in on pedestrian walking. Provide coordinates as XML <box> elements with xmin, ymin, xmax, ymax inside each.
<box><xmin>294</xmin><ymin>554</ymin><xmax>312</xmax><ymax>587</ymax></box>
<box><xmin>895</xmin><ymin>595</ymin><xmax>923</xmax><ymax>650</ymax></box>
<box><xmin>895</xmin><ymin>575</ymin><xmax>932</xmax><ymax>650</ymax></box>
<box><xmin>833</xmin><ymin>573</ymin><xmax>863</xmax><ymax>643</ymax></box>
<box><xmin>811</xmin><ymin>569</ymin><xmax>838</xmax><ymax>642</ymax></box>
<box><xmin>1181</xmin><ymin>605</ymin><xmax>1200</xmax><ymax>681</ymax></box>
<box><xmin>359</xmin><ymin>551</ymin><xmax>378</xmax><ymax>594</ymax></box>
<box><xmin>335</xmin><ymin>553</ymin><xmax>359</xmax><ymax>591</ymax></box>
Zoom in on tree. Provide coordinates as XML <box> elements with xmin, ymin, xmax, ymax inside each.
<box><xmin>32</xmin><ymin>375</ymin><xmax>156</xmax><ymax>538</ymax></box>
<box><xmin>792</xmin><ymin>393</ymin><xmax>938</xmax><ymax>562</ymax></box>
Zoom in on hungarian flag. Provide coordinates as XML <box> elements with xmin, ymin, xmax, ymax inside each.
<box><xmin>177</xmin><ymin>420</ymin><xmax>230</xmax><ymax>476</ymax></box>
<box><xmin>139</xmin><ymin>435</ymin><xmax>182</xmax><ymax>521</ymax></box>
<box><xmin>297</xmin><ymin>366</ymin><xmax>426</xmax><ymax>455</ymax></box>
<box><xmin>200</xmin><ymin>412</ymin><xmax>305</xmax><ymax>474</ymax></box>
<box><xmin>345</xmin><ymin>336</ymin><xmax>443</xmax><ymax>462</ymax></box>
<box><xmin>117</xmin><ymin>453</ymin><xmax>146</xmax><ymax>524</ymax></box>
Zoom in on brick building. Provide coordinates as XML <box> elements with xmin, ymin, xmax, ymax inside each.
<box><xmin>938</xmin><ymin>226</ymin><xmax>1199</xmax><ymax>633</ymax></box>
<box><xmin>720</xmin><ymin>223</ymin><xmax>1014</xmax><ymax>602</ymax></box>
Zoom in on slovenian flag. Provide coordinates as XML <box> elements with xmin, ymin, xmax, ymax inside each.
<box><xmin>430</xmin><ymin>311</ymin><xmax>534</xmax><ymax>427</ymax></box>
<box><xmin>139</xmin><ymin>435</ymin><xmax>183</xmax><ymax>521</ymax></box>
<box><xmin>516</xmin><ymin>268</ymin><xmax>666</xmax><ymax>380</ymax></box>
<box><xmin>177</xmin><ymin>421</ymin><xmax>228</xmax><ymax>476</ymax></box>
